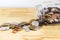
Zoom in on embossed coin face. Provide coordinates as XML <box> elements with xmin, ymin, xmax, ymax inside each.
<box><xmin>31</xmin><ymin>21</ymin><xmax>39</xmax><ymax>27</ymax></box>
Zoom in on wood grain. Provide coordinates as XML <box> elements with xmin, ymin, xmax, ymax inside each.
<box><xmin>0</xmin><ymin>8</ymin><xmax>60</xmax><ymax>40</ymax></box>
<box><xmin>0</xmin><ymin>8</ymin><xmax>37</xmax><ymax>24</ymax></box>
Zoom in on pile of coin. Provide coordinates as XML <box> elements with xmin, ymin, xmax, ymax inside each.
<box><xmin>0</xmin><ymin>7</ymin><xmax>60</xmax><ymax>33</ymax></box>
<box><xmin>0</xmin><ymin>19</ymin><xmax>43</xmax><ymax>33</ymax></box>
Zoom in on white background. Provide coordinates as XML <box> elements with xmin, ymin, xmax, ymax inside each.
<box><xmin>0</xmin><ymin>0</ymin><xmax>60</xmax><ymax>8</ymax></box>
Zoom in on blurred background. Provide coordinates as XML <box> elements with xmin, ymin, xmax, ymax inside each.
<box><xmin>0</xmin><ymin>0</ymin><xmax>60</xmax><ymax>24</ymax></box>
<box><xmin>0</xmin><ymin>0</ymin><xmax>60</xmax><ymax>40</ymax></box>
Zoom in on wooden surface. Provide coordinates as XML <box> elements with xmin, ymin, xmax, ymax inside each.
<box><xmin>0</xmin><ymin>8</ymin><xmax>60</xmax><ymax>40</ymax></box>
<box><xmin>0</xmin><ymin>8</ymin><xmax>37</xmax><ymax>25</ymax></box>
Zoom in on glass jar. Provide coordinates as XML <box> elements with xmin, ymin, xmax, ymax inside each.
<box><xmin>36</xmin><ymin>4</ymin><xmax>60</xmax><ymax>23</ymax></box>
